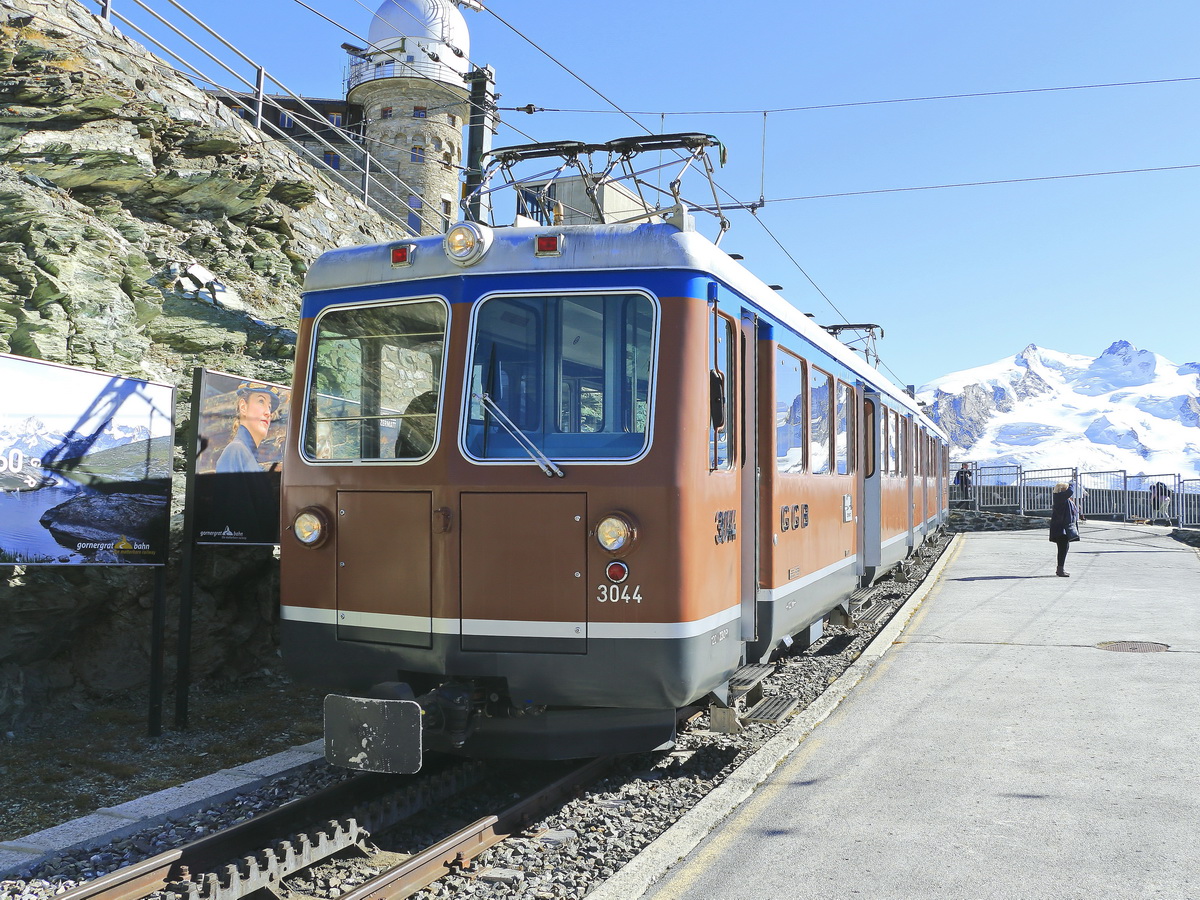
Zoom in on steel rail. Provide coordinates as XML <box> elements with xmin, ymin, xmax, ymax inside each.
<box><xmin>51</xmin><ymin>763</ymin><xmax>478</xmax><ymax>900</ymax></box>
<box><xmin>338</xmin><ymin>755</ymin><xmax>616</xmax><ymax>900</ymax></box>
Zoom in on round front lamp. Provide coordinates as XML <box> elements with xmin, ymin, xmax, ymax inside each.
<box><xmin>596</xmin><ymin>513</ymin><xmax>636</xmax><ymax>553</ymax></box>
<box><xmin>443</xmin><ymin>221</ymin><xmax>492</xmax><ymax>267</ymax></box>
<box><xmin>292</xmin><ymin>507</ymin><xmax>329</xmax><ymax>547</ymax></box>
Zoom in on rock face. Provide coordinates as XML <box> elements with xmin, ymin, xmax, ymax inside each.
<box><xmin>0</xmin><ymin>0</ymin><xmax>404</xmax><ymax>729</ymax></box>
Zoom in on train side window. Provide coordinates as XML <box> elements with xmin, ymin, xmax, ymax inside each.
<box><xmin>709</xmin><ymin>312</ymin><xmax>735</xmax><ymax>471</ymax></box>
<box><xmin>892</xmin><ymin>412</ymin><xmax>902</xmax><ymax>475</ymax></box>
<box><xmin>835</xmin><ymin>381</ymin><xmax>855</xmax><ymax>475</ymax></box>
<box><xmin>809</xmin><ymin>367</ymin><xmax>832</xmax><ymax>475</ymax></box>
<box><xmin>303</xmin><ymin>299</ymin><xmax>447</xmax><ymax>462</ymax></box>
<box><xmin>775</xmin><ymin>350</ymin><xmax>805</xmax><ymax>474</ymax></box>
<box><xmin>879</xmin><ymin>405</ymin><xmax>888</xmax><ymax>475</ymax></box>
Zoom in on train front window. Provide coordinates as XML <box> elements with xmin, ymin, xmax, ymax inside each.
<box><xmin>303</xmin><ymin>299</ymin><xmax>447</xmax><ymax>462</ymax></box>
<box><xmin>465</xmin><ymin>292</ymin><xmax>656</xmax><ymax>461</ymax></box>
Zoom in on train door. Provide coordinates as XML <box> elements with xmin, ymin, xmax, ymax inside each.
<box><xmin>905</xmin><ymin>416</ymin><xmax>916</xmax><ymax>552</ymax></box>
<box><xmin>918</xmin><ymin>428</ymin><xmax>930</xmax><ymax>530</ymax></box>
<box><xmin>738</xmin><ymin>310</ymin><xmax>759</xmax><ymax>642</ymax></box>
<box><xmin>860</xmin><ymin>389</ymin><xmax>881</xmax><ymax>586</ymax></box>
<box><xmin>335</xmin><ymin>491</ymin><xmax>434</xmax><ymax>648</ymax></box>
<box><xmin>708</xmin><ymin>288</ymin><xmax>757</xmax><ymax>645</ymax></box>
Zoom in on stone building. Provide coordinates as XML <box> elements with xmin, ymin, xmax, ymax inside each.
<box><xmin>345</xmin><ymin>0</ymin><xmax>483</xmax><ymax>234</ymax></box>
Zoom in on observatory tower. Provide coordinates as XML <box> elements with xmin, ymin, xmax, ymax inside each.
<box><xmin>346</xmin><ymin>0</ymin><xmax>482</xmax><ymax>234</ymax></box>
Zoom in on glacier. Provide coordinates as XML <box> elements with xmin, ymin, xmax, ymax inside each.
<box><xmin>918</xmin><ymin>341</ymin><xmax>1200</xmax><ymax>479</ymax></box>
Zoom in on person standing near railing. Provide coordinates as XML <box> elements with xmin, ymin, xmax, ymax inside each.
<box><xmin>954</xmin><ymin>462</ymin><xmax>972</xmax><ymax>500</ymax></box>
<box><xmin>1150</xmin><ymin>482</ymin><xmax>1173</xmax><ymax>525</ymax></box>
<box><xmin>1049</xmin><ymin>482</ymin><xmax>1081</xmax><ymax>577</ymax></box>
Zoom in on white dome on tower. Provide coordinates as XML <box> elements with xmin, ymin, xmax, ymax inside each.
<box><xmin>368</xmin><ymin>0</ymin><xmax>470</xmax><ymax>66</ymax></box>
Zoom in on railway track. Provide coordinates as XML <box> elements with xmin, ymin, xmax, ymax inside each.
<box><xmin>50</xmin><ymin>756</ymin><xmax>614</xmax><ymax>900</ymax></box>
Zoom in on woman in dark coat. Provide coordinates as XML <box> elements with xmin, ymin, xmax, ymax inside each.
<box><xmin>1049</xmin><ymin>482</ymin><xmax>1080</xmax><ymax>577</ymax></box>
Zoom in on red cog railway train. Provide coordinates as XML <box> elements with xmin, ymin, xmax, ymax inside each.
<box><xmin>279</xmin><ymin>171</ymin><xmax>950</xmax><ymax>773</ymax></box>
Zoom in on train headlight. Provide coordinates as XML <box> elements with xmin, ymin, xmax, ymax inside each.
<box><xmin>443</xmin><ymin>222</ymin><xmax>492</xmax><ymax>267</ymax></box>
<box><xmin>596</xmin><ymin>513</ymin><xmax>636</xmax><ymax>553</ymax></box>
<box><xmin>292</xmin><ymin>507</ymin><xmax>329</xmax><ymax>547</ymax></box>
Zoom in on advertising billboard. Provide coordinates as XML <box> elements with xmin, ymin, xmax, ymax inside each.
<box><xmin>0</xmin><ymin>354</ymin><xmax>174</xmax><ymax>566</ymax></box>
<box><xmin>192</xmin><ymin>369</ymin><xmax>290</xmax><ymax>546</ymax></box>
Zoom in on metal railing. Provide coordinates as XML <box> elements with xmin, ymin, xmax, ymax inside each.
<box><xmin>79</xmin><ymin>0</ymin><xmax>446</xmax><ymax>234</ymax></box>
<box><xmin>968</xmin><ymin>465</ymin><xmax>1022</xmax><ymax>513</ymax></box>
<box><xmin>348</xmin><ymin>57</ymin><xmax>453</xmax><ymax>91</ymax></box>
<box><xmin>952</xmin><ymin>463</ymin><xmax>1197</xmax><ymax>527</ymax></box>
<box><xmin>1020</xmin><ymin>467</ymin><xmax>1076</xmax><ymax>516</ymax></box>
<box><xmin>1179</xmin><ymin>479</ymin><xmax>1200</xmax><ymax>528</ymax></box>
<box><xmin>1125</xmin><ymin>473</ymin><xmax>1179</xmax><ymax>524</ymax></box>
<box><xmin>1076</xmin><ymin>470</ymin><xmax>1128</xmax><ymax>520</ymax></box>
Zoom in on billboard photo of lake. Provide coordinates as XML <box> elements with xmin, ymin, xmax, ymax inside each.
<box><xmin>0</xmin><ymin>354</ymin><xmax>175</xmax><ymax>566</ymax></box>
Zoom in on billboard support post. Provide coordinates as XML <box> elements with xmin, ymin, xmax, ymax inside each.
<box><xmin>174</xmin><ymin>367</ymin><xmax>203</xmax><ymax>730</ymax></box>
<box><xmin>148</xmin><ymin>566</ymin><xmax>167</xmax><ymax>736</ymax></box>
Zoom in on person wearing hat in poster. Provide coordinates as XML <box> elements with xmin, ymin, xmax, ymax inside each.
<box><xmin>217</xmin><ymin>383</ymin><xmax>280</xmax><ymax>473</ymax></box>
<box><xmin>209</xmin><ymin>381</ymin><xmax>283</xmax><ymax>544</ymax></box>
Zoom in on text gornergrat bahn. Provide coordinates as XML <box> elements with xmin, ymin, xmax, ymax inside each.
<box><xmin>279</xmin><ymin>135</ymin><xmax>950</xmax><ymax>773</ymax></box>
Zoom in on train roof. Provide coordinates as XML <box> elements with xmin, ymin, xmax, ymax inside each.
<box><xmin>304</xmin><ymin>218</ymin><xmax>945</xmax><ymax>438</ymax></box>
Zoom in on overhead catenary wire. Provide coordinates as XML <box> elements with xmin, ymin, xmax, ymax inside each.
<box><xmin>761</xmin><ymin>163</ymin><xmax>1200</xmax><ymax>203</ymax></box>
<box><xmin>477</xmin><ymin>4</ymin><xmax>657</xmax><ymax>139</ymax></box>
<box><xmin>502</xmin><ymin>75</ymin><xmax>1200</xmax><ymax>117</ymax></box>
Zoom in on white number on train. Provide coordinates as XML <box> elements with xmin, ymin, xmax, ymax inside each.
<box><xmin>596</xmin><ymin>584</ymin><xmax>643</xmax><ymax>603</ymax></box>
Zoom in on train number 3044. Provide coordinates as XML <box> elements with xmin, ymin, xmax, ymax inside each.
<box><xmin>596</xmin><ymin>584</ymin><xmax>643</xmax><ymax>603</ymax></box>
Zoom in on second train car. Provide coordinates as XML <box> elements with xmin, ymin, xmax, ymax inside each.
<box><xmin>280</xmin><ymin>197</ymin><xmax>949</xmax><ymax>773</ymax></box>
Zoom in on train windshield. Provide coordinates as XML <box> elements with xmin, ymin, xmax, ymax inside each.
<box><xmin>302</xmin><ymin>299</ymin><xmax>447</xmax><ymax>462</ymax></box>
<box><xmin>465</xmin><ymin>292</ymin><xmax>656</xmax><ymax>461</ymax></box>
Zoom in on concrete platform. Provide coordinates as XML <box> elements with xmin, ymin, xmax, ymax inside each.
<box><xmin>0</xmin><ymin>739</ymin><xmax>324</xmax><ymax>878</ymax></box>
<box><xmin>602</xmin><ymin>521</ymin><xmax>1200</xmax><ymax>900</ymax></box>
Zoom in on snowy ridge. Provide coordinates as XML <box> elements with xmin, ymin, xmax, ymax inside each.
<box><xmin>918</xmin><ymin>341</ymin><xmax>1200</xmax><ymax>479</ymax></box>
<box><xmin>0</xmin><ymin>416</ymin><xmax>153</xmax><ymax>463</ymax></box>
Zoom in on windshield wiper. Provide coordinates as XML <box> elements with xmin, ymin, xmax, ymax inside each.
<box><xmin>472</xmin><ymin>392</ymin><xmax>565</xmax><ymax>478</ymax></box>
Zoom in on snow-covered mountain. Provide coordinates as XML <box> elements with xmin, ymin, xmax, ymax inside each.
<box><xmin>918</xmin><ymin>341</ymin><xmax>1200</xmax><ymax>479</ymax></box>
<box><xmin>0</xmin><ymin>416</ymin><xmax>153</xmax><ymax>463</ymax></box>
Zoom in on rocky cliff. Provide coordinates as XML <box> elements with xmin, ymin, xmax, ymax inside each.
<box><xmin>0</xmin><ymin>0</ymin><xmax>401</xmax><ymax>729</ymax></box>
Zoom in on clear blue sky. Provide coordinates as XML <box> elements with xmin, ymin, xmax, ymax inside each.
<box><xmin>108</xmin><ymin>0</ymin><xmax>1198</xmax><ymax>387</ymax></box>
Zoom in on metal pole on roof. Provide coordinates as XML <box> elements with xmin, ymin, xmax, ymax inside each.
<box><xmin>464</xmin><ymin>65</ymin><xmax>496</xmax><ymax>223</ymax></box>
<box><xmin>100</xmin><ymin>0</ymin><xmax>112</xmax><ymax>20</ymax></box>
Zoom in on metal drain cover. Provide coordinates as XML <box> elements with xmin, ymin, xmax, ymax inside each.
<box><xmin>1096</xmin><ymin>641</ymin><xmax>1170</xmax><ymax>653</ymax></box>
